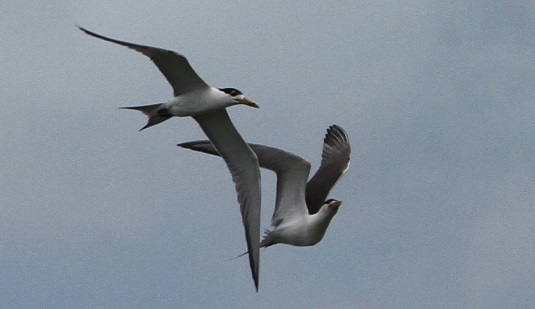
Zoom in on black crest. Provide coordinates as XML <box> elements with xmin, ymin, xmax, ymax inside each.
<box><xmin>218</xmin><ymin>88</ymin><xmax>243</xmax><ymax>97</ymax></box>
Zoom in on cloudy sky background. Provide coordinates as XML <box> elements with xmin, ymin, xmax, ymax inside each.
<box><xmin>1</xmin><ymin>1</ymin><xmax>534</xmax><ymax>308</ymax></box>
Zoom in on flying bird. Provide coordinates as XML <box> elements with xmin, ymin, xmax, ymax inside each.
<box><xmin>79</xmin><ymin>26</ymin><xmax>262</xmax><ymax>291</ymax></box>
<box><xmin>179</xmin><ymin>125</ymin><xmax>350</xmax><ymax>251</ymax></box>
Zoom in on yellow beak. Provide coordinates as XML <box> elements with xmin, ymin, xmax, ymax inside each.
<box><xmin>239</xmin><ymin>97</ymin><xmax>259</xmax><ymax>108</ymax></box>
<box><xmin>329</xmin><ymin>200</ymin><xmax>342</xmax><ymax>208</ymax></box>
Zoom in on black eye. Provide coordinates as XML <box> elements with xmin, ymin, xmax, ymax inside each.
<box><xmin>324</xmin><ymin>199</ymin><xmax>336</xmax><ymax>204</ymax></box>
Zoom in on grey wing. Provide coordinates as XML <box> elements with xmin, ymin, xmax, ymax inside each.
<box><xmin>191</xmin><ymin>111</ymin><xmax>261</xmax><ymax>292</ymax></box>
<box><xmin>305</xmin><ymin>125</ymin><xmax>351</xmax><ymax>214</ymax></box>
<box><xmin>79</xmin><ymin>26</ymin><xmax>209</xmax><ymax>96</ymax></box>
<box><xmin>178</xmin><ymin>140</ymin><xmax>311</xmax><ymax>227</ymax></box>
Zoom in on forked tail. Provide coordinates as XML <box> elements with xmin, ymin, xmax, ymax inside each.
<box><xmin>224</xmin><ymin>251</ymin><xmax>249</xmax><ymax>262</ymax></box>
<box><xmin>225</xmin><ymin>230</ymin><xmax>274</xmax><ymax>262</ymax></box>
<box><xmin>120</xmin><ymin>103</ymin><xmax>171</xmax><ymax>131</ymax></box>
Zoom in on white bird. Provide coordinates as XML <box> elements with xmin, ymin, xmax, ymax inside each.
<box><xmin>179</xmin><ymin>125</ymin><xmax>350</xmax><ymax>251</ymax></box>
<box><xmin>79</xmin><ymin>27</ymin><xmax>262</xmax><ymax>291</ymax></box>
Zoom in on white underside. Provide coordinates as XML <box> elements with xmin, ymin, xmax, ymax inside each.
<box><xmin>166</xmin><ymin>87</ymin><xmax>234</xmax><ymax>117</ymax></box>
<box><xmin>264</xmin><ymin>210</ymin><xmax>335</xmax><ymax>247</ymax></box>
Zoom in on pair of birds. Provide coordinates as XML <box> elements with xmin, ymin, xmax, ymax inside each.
<box><xmin>79</xmin><ymin>27</ymin><xmax>351</xmax><ymax>292</ymax></box>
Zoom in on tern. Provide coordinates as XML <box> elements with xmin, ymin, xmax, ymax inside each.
<box><xmin>79</xmin><ymin>27</ymin><xmax>262</xmax><ymax>291</ymax></box>
<box><xmin>179</xmin><ymin>125</ymin><xmax>350</xmax><ymax>251</ymax></box>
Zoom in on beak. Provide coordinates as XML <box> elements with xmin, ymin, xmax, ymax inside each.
<box><xmin>329</xmin><ymin>200</ymin><xmax>342</xmax><ymax>209</ymax></box>
<box><xmin>239</xmin><ymin>97</ymin><xmax>259</xmax><ymax>108</ymax></box>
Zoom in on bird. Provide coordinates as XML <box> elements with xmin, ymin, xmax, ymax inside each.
<box><xmin>179</xmin><ymin>124</ymin><xmax>350</xmax><ymax>252</ymax></box>
<box><xmin>79</xmin><ymin>26</ymin><xmax>262</xmax><ymax>291</ymax></box>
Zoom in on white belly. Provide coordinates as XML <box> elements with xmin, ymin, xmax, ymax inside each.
<box><xmin>167</xmin><ymin>87</ymin><xmax>231</xmax><ymax>117</ymax></box>
<box><xmin>274</xmin><ymin>218</ymin><xmax>329</xmax><ymax>247</ymax></box>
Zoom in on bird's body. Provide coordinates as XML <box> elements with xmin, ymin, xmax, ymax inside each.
<box><xmin>123</xmin><ymin>86</ymin><xmax>257</xmax><ymax>130</ymax></box>
<box><xmin>260</xmin><ymin>202</ymin><xmax>339</xmax><ymax>247</ymax></box>
<box><xmin>166</xmin><ymin>87</ymin><xmax>235</xmax><ymax>116</ymax></box>
<box><xmin>80</xmin><ymin>26</ymin><xmax>262</xmax><ymax>291</ymax></box>
<box><xmin>180</xmin><ymin>125</ymin><xmax>350</xmax><ymax>251</ymax></box>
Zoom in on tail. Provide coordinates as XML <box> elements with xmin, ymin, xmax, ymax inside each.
<box><xmin>225</xmin><ymin>230</ymin><xmax>274</xmax><ymax>262</ymax></box>
<box><xmin>224</xmin><ymin>251</ymin><xmax>249</xmax><ymax>262</ymax></box>
<box><xmin>120</xmin><ymin>103</ymin><xmax>172</xmax><ymax>131</ymax></box>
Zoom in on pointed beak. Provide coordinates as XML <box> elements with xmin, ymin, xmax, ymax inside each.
<box><xmin>239</xmin><ymin>97</ymin><xmax>259</xmax><ymax>108</ymax></box>
<box><xmin>329</xmin><ymin>200</ymin><xmax>342</xmax><ymax>209</ymax></box>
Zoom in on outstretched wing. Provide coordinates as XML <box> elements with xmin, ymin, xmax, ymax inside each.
<box><xmin>192</xmin><ymin>111</ymin><xmax>261</xmax><ymax>292</ymax></box>
<box><xmin>305</xmin><ymin>125</ymin><xmax>351</xmax><ymax>214</ymax></box>
<box><xmin>179</xmin><ymin>140</ymin><xmax>311</xmax><ymax>227</ymax></box>
<box><xmin>79</xmin><ymin>26</ymin><xmax>209</xmax><ymax>96</ymax></box>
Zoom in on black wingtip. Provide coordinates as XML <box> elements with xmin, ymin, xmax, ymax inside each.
<box><xmin>177</xmin><ymin>141</ymin><xmax>194</xmax><ymax>148</ymax></box>
<box><xmin>253</xmin><ymin>266</ymin><xmax>259</xmax><ymax>292</ymax></box>
<box><xmin>325</xmin><ymin>124</ymin><xmax>349</xmax><ymax>145</ymax></box>
<box><xmin>327</xmin><ymin>124</ymin><xmax>343</xmax><ymax>135</ymax></box>
<box><xmin>77</xmin><ymin>25</ymin><xmax>94</xmax><ymax>36</ymax></box>
<box><xmin>176</xmin><ymin>141</ymin><xmax>222</xmax><ymax>157</ymax></box>
<box><xmin>246</xmin><ymin>242</ymin><xmax>260</xmax><ymax>293</ymax></box>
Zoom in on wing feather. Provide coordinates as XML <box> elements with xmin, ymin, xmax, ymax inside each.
<box><xmin>192</xmin><ymin>111</ymin><xmax>261</xmax><ymax>291</ymax></box>
<box><xmin>305</xmin><ymin>125</ymin><xmax>351</xmax><ymax>214</ymax></box>
<box><xmin>179</xmin><ymin>140</ymin><xmax>310</xmax><ymax>226</ymax></box>
<box><xmin>79</xmin><ymin>26</ymin><xmax>209</xmax><ymax>96</ymax></box>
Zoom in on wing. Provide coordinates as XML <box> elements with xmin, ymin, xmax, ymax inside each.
<box><xmin>192</xmin><ymin>111</ymin><xmax>261</xmax><ymax>292</ymax></box>
<box><xmin>79</xmin><ymin>26</ymin><xmax>209</xmax><ymax>96</ymax></box>
<box><xmin>178</xmin><ymin>140</ymin><xmax>311</xmax><ymax>227</ymax></box>
<box><xmin>305</xmin><ymin>125</ymin><xmax>351</xmax><ymax>214</ymax></box>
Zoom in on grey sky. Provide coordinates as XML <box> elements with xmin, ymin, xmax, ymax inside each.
<box><xmin>1</xmin><ymin>1</ymin><xmax>534</xmax><ymax>308</ymax></box>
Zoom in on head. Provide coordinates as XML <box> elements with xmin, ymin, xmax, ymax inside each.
<box><xmin>312</xmin><ymin>199</ymin><xmax>342</xmax><ymax>238</ymax></box>
<box><xmin>218</xmin><ymin>88</ymin><xmax>259</xmax><ymax>108</ymax></box>
<box><xmin>323</xmin><ymin>198</ymin><xmax>342</xmax><ymax>215</ymax></box>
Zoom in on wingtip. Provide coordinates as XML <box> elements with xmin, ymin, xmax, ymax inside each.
<box><xmin>243</xmin><ymin>229</ymin><xmax>260</xmax><ymax>293</ymax></box>
<box><xmin>138</xmin><ymin>124</ymin><xmax>150</xmax><ymax>132</ymax></box>
<box><xmin>176</xmin><ymin>141</ymin><xmax>205</xmax><ymax>149</ymax></box>
<box><xmin>252</xmin><ymin>265</ymin><xmax>259</xmax><ymax>292</ymax></box>
<box><xmin>177</xmin><ymin>142</ymin><xmax>191</xmax><ymax>148</ymax></box>
<box><xmin>325</xmin><ymin>124</ymin><xmax>349</xmax><ymax>145</ymax></box>
<box><xmin>248</xmin><ymin>247</ymin><xmax>260</xmax><ymax>293</ymax></box>
<box><xmin>327</xmin><ymin>124</ymin><xmax>344</xmax><ymax>134</ymax></box>
<box><xmin>77</xmin><ymin>25</ymin><xmax>91</xmax><ymax>35</ymax></box>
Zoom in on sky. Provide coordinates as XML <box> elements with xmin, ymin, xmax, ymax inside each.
<box><xmin>1</xmin><ymin>1</ymin><xmax>534</xmax><ymax>308</ymax></box>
